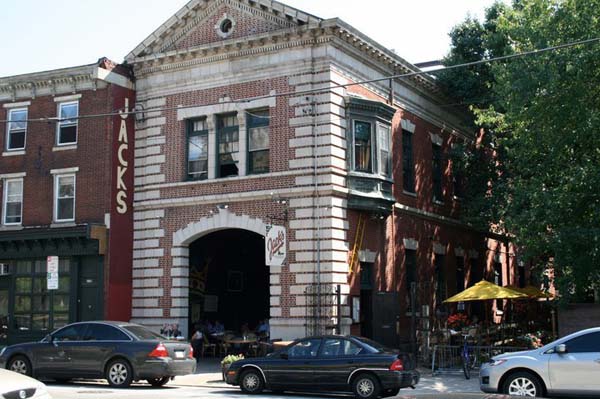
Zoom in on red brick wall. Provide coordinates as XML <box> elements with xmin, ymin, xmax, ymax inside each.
<box><xmin>173</xmin><ymin>4</ymin><xmax>291</xmax><ymax>51</ymax></box>
<box><xmin>0</xmin><ymin>88</ymin><xmax>113</xmax><ymax>225</ymax></box>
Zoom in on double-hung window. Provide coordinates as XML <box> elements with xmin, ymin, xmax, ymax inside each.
<box><xmin>187</xmin><ymin>119</ymin><xmax>209</xmax><ymax>181</ymax></box>
<box><xmin>377</xmin><ymin>124</ymin><xmax>391</xmax><ymax>176</ymax></box>
<box><xmin>353</xmin><ymin>121</ymin><xmax>372</xmax><ymax>172</ymax></box>
<box><xmin>402</xmin><ymin>130</ymin><xmax>415</xmax><ymax>193</ymax></box>
<box><xmin>6</xmin><ymin>109</ymin><xmax>27</xmax><ymax>151</ymax></box>
<box><xmin>432</xmin><ymin>143</ymin><xmax>443</xmax><ymax>202</ymax></box>
<box><xmin>54</xmin><ymin>175</ymin><xmax>75</xmax><ymax>222</ymax></box>
<box><xmin>217</xmin><ymin>114</ymin><xmax>239</xmax><ymax>178</ymax></box>
<box><xmin>247</xmin><ymin>109</ymin><xmax>270</xmax><ymax>174</ymax></box>
<box><xmin>57</xmin><ymin>102</ymin><xmax>78</xmax><ymax>145</ymax></box>
<box><xmin>3</xmin><ymin>179</ymin><xmax>23</xmax><ymax>225</ymax></box>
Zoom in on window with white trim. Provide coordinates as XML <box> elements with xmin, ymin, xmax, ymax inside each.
<box><xmin>57</xmin><ymin>102</ymin><xmax>78</xmax><ymax>145</ymax></box>
<box><xmin>3</xmin><ymin>179</ymin><xmax>23</xmax><ymax>225</ymax></box>
<box><xmin>54</xmin><ymin>175</ymin><xmax>75</xmax><ymax>222</ymax></box>
<box><xmin>377</xmin><ymin>124</ymin><xmax>391</xmax><ymax>176</ymax></box>
<box><xmin>247</xmin><ymin>109</ymin><xmax>270</xmax><ymax>174</ymax></box>
<box><xmin>6</xmin><ymin>108</ymin><xmax>27</xmax><ymax>151</ymax></box>
<box><xmin>187</xmin><ymin>119</ymin><xmax>209</xmax><ymax>181</ymax></box>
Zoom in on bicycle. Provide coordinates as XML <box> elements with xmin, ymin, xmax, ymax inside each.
<box><xmin>460</xmin><ymin>331</ymin><xmax>477</xmax><ymax>379</ymax></box>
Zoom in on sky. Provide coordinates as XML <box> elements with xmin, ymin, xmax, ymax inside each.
<box><xmin>0</xmin><ymin>0</ymin><xmax>499</xmax><ymax>77</ymax></box>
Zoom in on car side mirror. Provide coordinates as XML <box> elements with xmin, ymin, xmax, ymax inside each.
<box><xmin>280</xmin><ymin>352</ymin><xmax>289</xmax><ymax>360</ymax></box>
<box><xmin>555</xmin><ymin>344</ymin><xmax>567</xmax><ymax>354</ymax></box>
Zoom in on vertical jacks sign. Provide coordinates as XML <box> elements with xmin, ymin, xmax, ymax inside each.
<box><xmin>116</xmin><ymin>98</ymin><xmax>130</xmax><ymax>214</ymax></box>
<box><xmin>265</xmin><ymin>225</ymin><xmax>286</xmax><ymax>266</ymax></box>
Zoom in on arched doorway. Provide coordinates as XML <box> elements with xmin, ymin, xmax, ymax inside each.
<box><xmin>188</xmin><ymin>229</ymin><xmax>269</xmax><ymax>333</ymax></box>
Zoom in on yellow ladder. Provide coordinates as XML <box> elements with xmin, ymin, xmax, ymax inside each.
<box><xmin>348</xmin><ymin>213</ymin><xmax>366</xmax><ymax>274</ymax></box>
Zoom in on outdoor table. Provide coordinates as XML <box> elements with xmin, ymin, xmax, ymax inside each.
<box><xmin>225</xmin><ymin>337</ymin><xmax>258</xmax><ymax>345</ymax></box>
<box><xmin>272</xmin><ymin>340</ymin><xmax>293</xmax><ymax>349</ymax></box>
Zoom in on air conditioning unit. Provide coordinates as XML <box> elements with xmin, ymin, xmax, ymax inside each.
<box><xmin>0</xmin><ymin>264</ymin><xmax>10</xmax><ymax>275</ymax></box>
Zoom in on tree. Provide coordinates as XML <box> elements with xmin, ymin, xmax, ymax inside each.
<box><xmin>440</xmin><ymin>0</ymin><xmax>600</xmax><ymax>302</ymax></box>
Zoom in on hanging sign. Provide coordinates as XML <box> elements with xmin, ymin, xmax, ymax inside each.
<box><xmin>47</xmin><ymin>256</ymin><xmax>59</xmax><ymax>290</ymax></box>
<box><xmin>265</xmin><ymin>225</ymin><xmax>287</xmax><ymax>266</ymax></box>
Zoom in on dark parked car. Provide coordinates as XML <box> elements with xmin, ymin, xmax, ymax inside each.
<box><xmin>225</xmin><ymin>335</ymin><xmax>419</xmax><ymax>399</ymax></box>
<box><xmin>0</xmin><ymin>321</ymin><xmax>196</xmax><ymax>388</ymax></box>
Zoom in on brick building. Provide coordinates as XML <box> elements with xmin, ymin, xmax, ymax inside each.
<box><xmin>0</xmin><ymin>59</ymin><xmax>135</xmax><ymax>345</ymax></box>
<box><xmin>125</xmin><ymin>0</ymin><xmax>523</xmax><ymax>342</ymax></box>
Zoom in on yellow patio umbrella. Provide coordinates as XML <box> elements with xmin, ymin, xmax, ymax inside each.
<box><xmin>507</xmin><ymin>285</ymin><xmax>554</xmax><ymax>299</ymax></box>
<box><xmin>443</xmin><ymin>280</ymin><xmax>529</xmax><ymax>303</ymax></box>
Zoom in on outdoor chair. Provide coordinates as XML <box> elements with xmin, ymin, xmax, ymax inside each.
<box><xmin>201</xmin><ymin>335</ymin><xmax>217</xmax><ymax>357</ymax></box>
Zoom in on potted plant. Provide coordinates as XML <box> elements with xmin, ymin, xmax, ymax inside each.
<box><xmin>221</xmin><ymin>354</ymin><xmax>244</xmax><ymax>381</ymax></box>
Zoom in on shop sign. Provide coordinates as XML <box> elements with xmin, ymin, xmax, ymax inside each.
<box><xmin>265</xmin><ymin>225</ymin><xmax>286</xmax><ymax>266</ymax></box>
<box><xmin>47</xmin><ymin>256</ymin><xmax>59</xmax><ymax>290</ymax></box>
<box><xmin>116</xmin><ymin>98</ymin><xmax>130</xmax><ymax>215</ymax></box>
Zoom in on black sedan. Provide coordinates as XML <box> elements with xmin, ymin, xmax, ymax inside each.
<box><xmin>0</xmin><ymin>321</ymin><xmax>196</xmax><ymax>388</ymax></box>
<box><xmin>225</xmin><ymin>335</ymin><xmax>420</xmax><ymax>399</ymax></box>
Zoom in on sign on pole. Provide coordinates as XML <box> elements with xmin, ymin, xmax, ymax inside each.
<box><xmin>47</xmin><ymin>256</ymin><xmax>59</xmax><ymax>290</ymax></box>
<box><xmin>265</xmin><ymin>225</ymin><xmax>287</xmax><ymax>266</ymax></box>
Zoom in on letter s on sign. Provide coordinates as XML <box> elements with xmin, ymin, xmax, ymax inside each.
<box><xmin>116</xmin><ymin>191</ymin><xmax>127</xmax><ymax>214</ymax></box>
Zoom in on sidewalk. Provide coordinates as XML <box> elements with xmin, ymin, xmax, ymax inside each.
<box><xmin>171</xmin><ymin>360</ymin><xmax>482</xmax><ymax>394</ymax></box>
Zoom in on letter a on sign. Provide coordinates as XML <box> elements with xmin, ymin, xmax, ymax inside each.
<box><xmin>265</xmin><ymin>225</ymin><xmax>286</xmax><ymax>266</ymax></box>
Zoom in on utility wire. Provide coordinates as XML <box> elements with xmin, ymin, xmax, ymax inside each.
<box><xmin>1</xmin><ymin>36</ymin><xmax>599</xmax><ymax>124</ymax></box>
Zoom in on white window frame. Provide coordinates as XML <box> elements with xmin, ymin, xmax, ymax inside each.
<box><xmin>2</xmin><ymin>178</ymin><xmax>23</xmax><ymax>225</ymax></box>
<box><xmin>376</xmin><ymin>122</ymin><xmax>391</xmax><ymax>177</ymax></box>
<box><xmin>6</xmin><ymin>108</ymin><xmax>28</xmax><ymax>151</ymax></box>
<box><xmin>56</xmin><ymin>101</ymin><xmax>79</xmax><ymax>146</ymax></box>
<box><xmin>53</xmin><ymin>174</ymin><xmax>76</xmax><ymax>223</ymax></box>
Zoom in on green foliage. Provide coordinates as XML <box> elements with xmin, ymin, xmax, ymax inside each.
<box><xmin>443</xmin><ymin>0</ymin><xmax>600</xmax><ymax>302</ymax></box>
<box><xmin>221</xmin><ymin>354</ymin><xmax>244</xmax><ymax>366</ymax></box>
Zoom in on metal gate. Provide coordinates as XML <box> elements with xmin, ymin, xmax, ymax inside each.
<box><xmin>305</xmin><ymin>284</ymin><xmax>340</xmax><ymax>336</ymax></box>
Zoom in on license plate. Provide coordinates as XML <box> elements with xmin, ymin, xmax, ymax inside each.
<box><xmin>175</xmin><ymin>351</ymin><xmax>184</xmax><ymax>359</ymax></box>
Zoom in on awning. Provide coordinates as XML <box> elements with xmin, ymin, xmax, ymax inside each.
<box><xmin>443</xmin><ymin>280</ymin><xmax>529</xmax><ymax>303</ymax></box>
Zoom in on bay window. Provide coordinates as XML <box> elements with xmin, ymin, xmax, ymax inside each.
<box><xmin>353</xmin><ymin>120</ymin><xmax>372</xmax><ymax>172</ymax></box>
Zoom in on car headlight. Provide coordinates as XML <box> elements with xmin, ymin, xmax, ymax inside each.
<box><xmin>488</xmin><ymin>359</ymin><xmax>507</xmax><ymax>367</ymax></box>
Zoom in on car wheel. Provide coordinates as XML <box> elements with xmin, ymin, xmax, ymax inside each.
<box><xmin>147</xmin><ymin>377</ymin><xmax>170</xmax><ymax>387</ymax></box>
<box><xmin>106</xmin><ymin>359</ymin><xmax>133</xmax><ymax>388</ymax></box>
<box><xmin>240</xmin><ymin>369</ymin><xmax>264</xmax><ymax>394</ymax></box>
<box><xmin>8</xmin><ymin>355</ymin><xmax>32</xmax><ymax>376</ymax></box>
<box><xmin>503</xmin><ymin>371</ymin><xmax>543</xmax><ymax>397</ymax></box>
<box><xmin>352</xmin><ymin>373</ymin><xmax>381</xmax><ymax>399</ymax></box>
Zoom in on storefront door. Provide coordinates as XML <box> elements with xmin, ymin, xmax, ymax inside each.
<box><xmin>0</xmin><ymin>278</ymin><xmax>9</xmax><ymax>347</ymax></box>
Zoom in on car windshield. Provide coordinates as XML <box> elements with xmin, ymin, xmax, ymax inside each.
<box><xmin>122</xmin><ymin>325</ymin><xmax>164</xmax><ymax>340</ymax></box>
<box><xmin>354</xmin><ymin>336</ymin><xmax>391</xmax><ymax>353</ymax></box>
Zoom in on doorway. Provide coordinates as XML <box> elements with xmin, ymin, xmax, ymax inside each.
<box><xmin>188</xmin><ymin>229</ymin><xmax>270</xmax><ymax>333</ymax></box>
<box><xmin>0</xmin><ymin>277</ymin><xmax>8</xmax><ymax>347</ymax></box>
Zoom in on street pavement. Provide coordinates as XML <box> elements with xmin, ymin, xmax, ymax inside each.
<box><xmin>44</xmin><ymin>359</ymin><xmax>482</xmax><ymax>399</ymax></box>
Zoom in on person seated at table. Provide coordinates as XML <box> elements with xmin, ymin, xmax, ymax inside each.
<box><xmin>214</xmin><ymin>320</ymin><xmax>225</xmax><ymax>334</ymax></box>
<box><xmin>241</xmin><ymin>323</ymin><xmax>250</xmax><ymax>337</ymax></box>
<box><xmin>206</xmin><ymin>320</ymin><xmax>216</xmax><ymax>334</ymax></box>
<box><xmin>171</xmin><ymin>323</ymin><xmax>182</xmax><ymax>339</ymax></box>
<box><xmin>256</xmin><ymin>319</ymin><xmax>270</xmax><ymax>339</ymax></box>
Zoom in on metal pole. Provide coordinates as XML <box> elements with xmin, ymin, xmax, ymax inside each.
<box><xmin>336</xmin><ymin>284</ymin><xmax>342</xmax><ymax>334</ymax></box>
<box><xmin>410</xmin><ymin>282</ymin><xmax>417</xmax><ymax>362</ymax></box>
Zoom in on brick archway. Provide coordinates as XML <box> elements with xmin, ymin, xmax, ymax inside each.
<box><xmin>172</xmin><ymin>208</ymin><xmax>267</xmax><ymax>247</ymax></box>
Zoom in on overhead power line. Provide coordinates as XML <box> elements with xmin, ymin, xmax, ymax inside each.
<box><xmin>1</xmin><ymin>36</ymin><xmax>599</xmax><ymax>124</ymax></box>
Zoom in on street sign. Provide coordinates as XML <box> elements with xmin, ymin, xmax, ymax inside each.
<box><xmin>47</xmin><ymin>256</ymin><xmax>59</xmax><ymax>290</ymax></box>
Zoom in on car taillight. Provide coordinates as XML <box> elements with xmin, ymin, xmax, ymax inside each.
<box><xmin>389</xmin><ymin>358</ymin><xmax>404</xmax><ymax>371</ymax></box>
<box><xmin>149</xmin><ymin>343</ymin><xmax>169</xmax><ymax>358</ymax></box>
<box><xmin>189</xmin><ymin>345</ymin><xmax>194</xmax><ymax>359</ymax></box>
